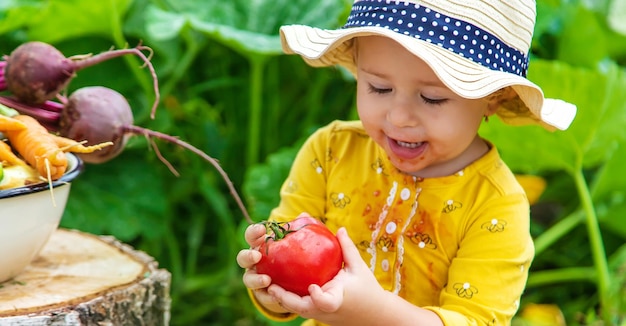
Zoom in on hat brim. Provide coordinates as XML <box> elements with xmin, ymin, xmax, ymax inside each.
<box><xmin>280</xmin><ymin>24</ymin><xmax>575</xmax><ymax>131</ymax></box>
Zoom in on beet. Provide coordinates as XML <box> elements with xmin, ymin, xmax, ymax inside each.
<box><xmin>55</xmin><ymin>86</ymin><xmax>252</xmax><ymax>222</ymax></box>
<box><xmin>3</xmin><ymin>42</ymin><xmax>74</xmax><ymax>105</ymax></box>
<box><xmin>2</xmin><ymin>41</ymin><xmax>160</xmax><ymax>118</ymax></box>
<box><xmin>60</xmin><ymin>86</ymin><xmax>133</xmax><ymax>164</ymax></box>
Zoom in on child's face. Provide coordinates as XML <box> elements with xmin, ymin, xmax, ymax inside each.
<box><xmin>355</xmin><ymin>36</ymin><xmax>496</xmax><ymax>177</ymax></box>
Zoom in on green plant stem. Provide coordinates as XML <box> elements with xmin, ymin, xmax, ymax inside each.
<box><xmin>246</xmin><ymin>55</ymin><xmax>269</xmax><ymax>167</ymax></box>
<box><xmin>526</xmin><ymin>266</ymin><xmax>597</xmax><ymax>287</ymax></box>
<box><xmin>574</xmin><ymin>168</ymin><xmax>611</xmax><ymax>322</ymax></box>
<box><xmin>533</xmin><ymin>209</ymin><xmax>585</xmax><ymax>256</ymax></box>
<box><xmin>109</xmin><ymin>1</ymin><xmax>151</xmax><ymax>98</ymax></box>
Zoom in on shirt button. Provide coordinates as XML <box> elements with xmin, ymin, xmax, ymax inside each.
<box><xmin>400</xmin><ymin>188</ymin><xmax>411</xmax><ymax>200</ymax></box>
<box><xmin>381</xmin><ymin>259</ymin><xmax>390</xmax><ymax>272</ymax></box>
<box><xmin>385</xmin><ymin>221</ymin><xmax>397</xmax><ymax>234</ymax></box>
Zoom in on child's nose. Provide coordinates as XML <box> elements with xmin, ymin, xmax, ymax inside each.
<box><xmin>387</xmin><ymin>97</ymin><xmax>420</xmax><ymax>128</ymax></box>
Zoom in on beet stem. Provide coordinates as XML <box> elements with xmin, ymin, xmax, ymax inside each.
<box><xmin>122</xmin><ymin>124</ymin><xmax>253</xmax><ymax>224</ymax></box>
<box><xmin>71</xmin><ymin>45</ymin><xmax>160</xmax><ymax>119</ymax></box>
<box><xmin>41</xmin><ymin>99</ymin><xmax>65</xmax><ymax>112</ymax></box>
<box><xmin>56</xmin><ymin>94</ymin><xmax>69</xmax><ymax>106</ymax></box>
<box><xmin>146</xmin><ymin>136</ymin><xmax>181</xmax><ymax>177</ymax></box>
<box><xmin>0</xmin><ymin>96</ymin><xmax>60</xmax><ymax>127</ymax></box>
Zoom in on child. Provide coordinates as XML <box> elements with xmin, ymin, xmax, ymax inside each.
<box><xmin>236</xmin><ymin>0</ymin><xmax>576</xmax><ymax>325</ymax></box>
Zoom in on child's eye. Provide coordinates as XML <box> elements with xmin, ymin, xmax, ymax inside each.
<box><xmin>421</xmin><ymin>95</ymin><xmax>447</xmax><ymax>105</ymax></box>
<box><xmin>367</xmin><ymin>84</ymin><xmax>392</xmax><ymax>94</ymax></box>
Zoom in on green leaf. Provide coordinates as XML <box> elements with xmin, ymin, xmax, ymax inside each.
<box><xmin>10</xmin><ymin>0</ymin><xmax>133</xmax><ymax>43</ymax></box>
<box><xmin>243</xmin><ymin>144</ymin><xmax>300</xmax><ymax>222</ymax></box>
<box><xmin>556</xmin><ymin>4</ymin><xmax>608</xmax><ymax>67</ymax></box>
<box><xmin>0</xmin><ymin>1</ymin><xmax>44</xmax><ymax>35</ymax></box>
<box><xmin>534</xmin><ymin>0</ymin><xmax>564</xmax><ymax>38</ymax></box>
<box><xmin>144</xmin><ymin>6</ymin><xmax>189</xmax><ymax>41</ymax></box>
<box><xmin>480</xmin><ymin>59</ymin><xmax>626</xmax><ymax>174</ymax></box>
<box><xmin>145</xmin><ymin>0</ymin><xmax>351</xmax><ymax>56</ymax></box>
<box><xmin>186</xmin><ymin>19</ymin><xmax>282</xmax><ymax>56</ymax></box>
<box><xmin>535</xmin><ymin>60</ymin><xmax>626</xmax><ymax>167</ymax></box>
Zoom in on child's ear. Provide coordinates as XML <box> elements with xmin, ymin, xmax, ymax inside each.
<box><xmin>486</xmin><ymin>87</ymin><xmax>517</xmax><ymax>115</ymax></box>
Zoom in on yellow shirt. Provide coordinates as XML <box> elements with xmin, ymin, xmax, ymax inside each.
<box><xmin>254</xmin><ymin>120</ymin><xmax>534</xmax><ymax>325</ymax></box>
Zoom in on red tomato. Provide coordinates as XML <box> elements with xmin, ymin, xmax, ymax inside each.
<box><xmin>256</xmin><ymin>217</ymin><xmax>343</xmax><ymax>296</ymax></box>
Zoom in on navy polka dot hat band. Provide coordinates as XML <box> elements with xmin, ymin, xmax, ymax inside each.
<box><xmin>279</xmin><ymin>0</ymin><xmax>577</xmax><ymax>131</ymax></box>
<box><xmin>344</xmin><ymin>0</ymin><xmax>529</xmax><ymax>77</ymax></box>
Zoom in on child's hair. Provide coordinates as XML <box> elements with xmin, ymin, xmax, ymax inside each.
<box><xmin>279</xmin><ymin>0</ymin><xmax>576</xmax><ymax>131</ymax></box>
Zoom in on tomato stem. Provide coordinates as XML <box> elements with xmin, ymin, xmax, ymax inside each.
<box><xmin>266</xmin><ymin>221</ymin><xmax>290</xmax><ymax>240</ymax></box>
<box><xmin>263</xmin><ymin>220</ymin><xmax>316</xmax><ymax>241</ymax></box>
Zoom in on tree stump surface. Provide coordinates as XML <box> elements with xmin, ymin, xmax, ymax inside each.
<box><xmin>0</xmin><ymin>228</ymin><xmax>171</xmax><ymax>326</ymax></box>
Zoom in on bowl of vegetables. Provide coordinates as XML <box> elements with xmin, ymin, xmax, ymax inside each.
<box><xmin>0</xmin><ymin>151</ymin><xmax>83</xmax><ymax>283</ymax></box>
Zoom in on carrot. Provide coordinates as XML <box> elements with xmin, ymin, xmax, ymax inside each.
<box><xmin>4</xmin><ymin>115</ymin><xmax>69</xmax><ymax>180</ymax></box>
<box><xmin>0</xmin><ymin>114</ymin><xmax>27</xmax><ymax>131</ymax></box>
<box><xmin>0</xmin><ymin>140</ymin><xmax>27</xmax><ymax>166</ymax></box>
<box><xmin>0</xmin><ymin>115</ymin><xmax>28</xmax><ymax>166</ymax></box>
<box><xmin>3</xmin><ymin>114</ymin><xmax>112</xmax><ymax>180</ymax></box>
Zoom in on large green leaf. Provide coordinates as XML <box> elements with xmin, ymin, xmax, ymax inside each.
<box><xmin>556</xmin><ymin>4</ymin><xmax>608</xmax><ymax>67</ymax></box>
<box><xmin>0</xmin><ymin>0</ymin><xmax>132</xmax><ymax>43</ymax></box>
<box><xmin>480</xmin><ymin>60</ymin><xmax>626</xmax><ymax>174</ymax></box>
<box><xmin>144</xmin><ymin>0</ymin><xmax>351</xmax><ymax>56</ymax></box>
<box><xmin>243</xmin><ymin>144</ymin><xmax>300</xmax><ymax>222</ymax></box>
<box><xmin>0</xmin><ymin>1</ymin><xmax>43</xmax><ymax>36</ymax></box>
<box><xmin>144</xmin><ymin>5</ymin><xmax>189</xmax><ymax>41</ymax></box>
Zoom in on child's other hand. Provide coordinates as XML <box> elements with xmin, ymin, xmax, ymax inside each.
<box><xmin>236</xmin><ymin>223</ymin><xmax>289</xmax><ymax>314</ymax></box>
<box><xmin>267</xmin><ymin>227</ymin><xmax>386</xmax><ymax>324</ymax></box>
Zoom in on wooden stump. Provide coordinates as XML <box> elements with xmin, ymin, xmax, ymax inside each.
<box><xmin>0</xmin><ymin>228</ymin><xmax>171</xmax><ymax>325</ymax></box>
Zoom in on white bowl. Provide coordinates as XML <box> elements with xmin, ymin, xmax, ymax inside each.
<box><xmin>0</xmin><ymin>153</ymin><xmax>83</xmax><ymax>283</ymax></box>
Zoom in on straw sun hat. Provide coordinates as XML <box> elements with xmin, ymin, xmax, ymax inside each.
<box><xmin>279</xmin><ymin>0</ymin><xmax>576</xmax><ymax>131</ymax></box>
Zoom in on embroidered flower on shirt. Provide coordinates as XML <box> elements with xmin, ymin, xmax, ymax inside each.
<box><xmin>310</xmin><ymin>158</ymin><xmax>323</xmax><ymax>174</ymax></box>
<box><xmin>453</xmin><ymin>282</ymin><xmax>478</xmax><ymax>298</ymax></box>
<box><xmin>326</xmin><ymin>148</ymin><xmax>334</xmax><ymax>162</ymax></box>
<box><xmin>358</xmin><ymin>240</ymin><xmax>371</xmax><ymax>251</ymax></box>
<box><xmin>284</xmin><ymin>180</ymin><xmax>297</xmax><ymax>193</ymax></box>
<box><xmin>376</xmin><ymin>235</ymin><xmax>394</xmax><ymax>252</ymax></box>
<box><xmin>442</xmin><ymin>199</ymin><xmax>462</xmax><ymax>213</ymax></box>
<box><xmin>331</xmin><ymin>192</ymin><xmax>351</xmax><ymax>208</ymax></box>
<box><xmin>371</xmin><ymin>158</ymin><xmax>388</xmax><ymax>175</ymax></box>
<box><xmin>407</xmin><ymin>232</ymin><xmax>437</xmax><ymax>249</ymax></box>
<box><xmin>481</xmin><ymin>218</ymin><xmax>507</xmax><ymax>232</ymax></box>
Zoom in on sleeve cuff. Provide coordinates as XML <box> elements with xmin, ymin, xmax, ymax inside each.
<box><xmin>422</xmin><ymin>306</ymin><xmax>470</xmax><ymax>325</ymax></box>
<box><xmin>248</xmin><ymin>289</ymin><xmax>299</xmax><ymax>322</ymax></box>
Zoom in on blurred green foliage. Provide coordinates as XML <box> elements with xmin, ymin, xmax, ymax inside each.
<box><xmin>1</xmin><ymin>0</ymin><xmax>626</xmax><ymax>324</ymax></box>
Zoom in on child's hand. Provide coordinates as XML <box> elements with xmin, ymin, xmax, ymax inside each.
<box><xmin>236</xmin><ymin>223</ymin><xmax>289</xmax><ymax>314</ymax></box>
<box><xmin>267</xmin><ymin>227</ymin><xmax>387</xmax><ymax>324</ymax></box>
